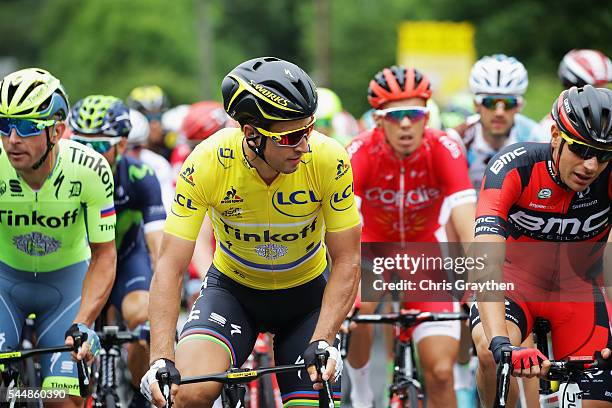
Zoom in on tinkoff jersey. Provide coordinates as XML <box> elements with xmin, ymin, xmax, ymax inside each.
<box><xmin>165</xmin><ymin>128</ymin><xmax>361</xmax><ymax>289</ymax></box>
<box><xmin>0</xmin><ymin>139</ymin><xmax>116</xmax><ymax>272</ymax></box>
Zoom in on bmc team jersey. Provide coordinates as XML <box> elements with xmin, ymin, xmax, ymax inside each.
<box><xmin>475</xmin><ymin>142</ymin><xmax>611</xmax><ymax>244</ymax></box>
<box><xmin>165</xmin><ymin>128</ymin><xmax>361</xmax><ymax>290</ymax></box>
<box><xmin>347</xmin><ymin>127</ymin><xmax>476</xmax><ymax>243</ymax></box>
<box><xmin>448</xmin><ymin>113</ymin><xmax>546</xmax><ymax>191</ymax></box>
<box><xmin>113</xmin><ymin>155</ymin><xmax>166</xmax><ymax>259</ymax></box>
<box><xmin>0</xmin><ymin>139</ymin><xmax>116</xmax><ymax>272</ymax></box>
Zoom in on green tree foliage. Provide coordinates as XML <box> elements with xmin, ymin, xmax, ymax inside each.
<box><xmin>0</xmin><ymin>0</ymin><xmax>609</xmax><ymax>121</ymax></box>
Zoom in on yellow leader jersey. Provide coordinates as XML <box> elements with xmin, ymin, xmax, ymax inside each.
<box><xmin>165</xmin><ymin>128</ymin><xmax>360</xmax><ymax>289</ymax></box>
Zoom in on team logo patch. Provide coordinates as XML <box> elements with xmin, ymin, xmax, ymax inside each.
<box><xmin>255</xmin><ymin>243</ymin><xmax>288</xmax><ymax>260</ymax></box>
<box><xmin>221</xmin><ymin>186</ymin><xmax>243</xmax><ymax>204</ymax></box>
<box><xmin>13</xmin><ymin>232</ymin><xmax>61</xmax><ymax>256</ymax></box>
<box><xmin>537</xmin><ymin>188</ymin><xmax>552</xmax><ymax>199</ymax></box>
<box><xmin>335</xmin><ymin>159</ymin><xmax>350</xmax><ymax>180</ymax></box>
<box><xmin>181</xmin><ymin>164</ymin><xmax>196</xmax><ymax>186</ymax></box>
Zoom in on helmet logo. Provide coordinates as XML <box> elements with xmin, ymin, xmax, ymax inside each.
<box><xmin>284</xmin><ymin>69</ymin><xmax>295</xmax><ymax>79</ymax></box>
<box><xmin>249</xmin><ymin>80</ymin><xmax>289</xmax><ymax>107</ymax></box>
<box><xmin>563</xmin><ymin>98</ymin><xmax>571</xmax><ymax>114</ymax></box>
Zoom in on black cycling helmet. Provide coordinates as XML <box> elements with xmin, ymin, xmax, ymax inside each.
<box><xmin>551</xmin><ymin>85</ymin><xmax>612</xmax><ymax>150</ymax></box>
<box><xmin>221</xmin><ymin>57</ymin><xmax>317</xmax><ymax>127</ymax></box>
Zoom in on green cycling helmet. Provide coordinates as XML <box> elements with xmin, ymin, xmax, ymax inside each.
<box><xmin>316</xmin><ymin>88</ymin><xmax>342</xmax><ymax>122</ymax></box>
<box><xmin>69</xmin><ymin>95</ymin><xmax>132</xmax><ymax>137</ymax></box>
<box><xmin>0</xmin><ymin>68</ymin><xmax>69</xmax><ymax>119</ymax></box>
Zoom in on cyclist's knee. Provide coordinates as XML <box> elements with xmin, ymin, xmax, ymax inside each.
<box><xmin>175</xmin><ymin>383</ymin><xmax>221</xmax><ymax>408</ymax></box>
<box><xmin>122</xmin><ymin>290</ymin><xmax>149</xmax><ymax>329</ymax></box>
<box><xmin>424</xmin><ymin>359</ymin><xmax>454</xmax><ymax>388</ymax></box>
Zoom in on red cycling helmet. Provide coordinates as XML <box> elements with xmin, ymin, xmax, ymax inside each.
<box><xmin>182</xmin><ymin>101</ymin><xmax>234</xmax><ymax>141</ymax></box>
<box><xmin>558</xmin><ymin>49</ymin><xmax>612</xmax><ymax>88</ymax></box>
<box><xmin>367</xmin><ymin>66</ymin><xmax>432</xmax><ymax>109</ymax></box>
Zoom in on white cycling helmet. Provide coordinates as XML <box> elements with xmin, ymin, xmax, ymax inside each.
<box><xmin>469</xmin><ymin>54</ymin><xmax>528</xmax><ymax>95</ymax></box>
<box><xmin>161</xmin><ymin>104</ymin><xmax>190</xmax><ymax>134</ymax></box>
<box><xmin>127</xmin><ymin>109</ymin><xmax>150</xmax><ymax>147</ymax></box>
<box><xmin>558</xmin><ymin>49</ymin><xmax>612</xmax><ymax>88</ymax></box>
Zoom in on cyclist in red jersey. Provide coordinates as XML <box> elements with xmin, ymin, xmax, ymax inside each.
<box><xmin>345</xmin><ymin>66</ymin><xmax>476</xmax><ymax>408</ymax></box>
<box><xmin>471</xmin><ymin>85</ymin><xmax>612</xmax><ymax>407</ymax></box>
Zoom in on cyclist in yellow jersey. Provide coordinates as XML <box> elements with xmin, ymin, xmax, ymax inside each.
<box><xmin>141</xmin><ymin>57</ymin><xmax>361</xmax><ymax>408</ymax></box>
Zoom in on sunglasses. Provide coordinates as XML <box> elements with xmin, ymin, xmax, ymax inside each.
<box><xmin>254</xmin><ymin>120</ymin><xmax>315</xmax><ymax>147</ymax></box>
<box><xmin>0</xmin><ymin>117</ymin><xmax>56</xmax><ymax>137</ymax></box>
<box><xmin>560</xmin><ymin>132</ymin><xmax>612</xmax><ymax>163</ymax></box>
<box><xmin>375</xmin><ymin>107</ymin><xmax>428</xmax><ymax>124</ymax></box>
<box><xmin>71</xmin><ymin>135</ymin><xmax>122</xmax><ymax>154</ymax></box>
<box><xmin>145</xmin><ymin>112</ymin><xmax>163</xmax><ymax>122</ymax></box>
<box><xmin>475</xmin><ymin>95</ymin><xmax>521</xmax><ymax>111</ymax></box>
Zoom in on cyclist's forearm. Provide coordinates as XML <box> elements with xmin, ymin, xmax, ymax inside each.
<box><xmin>149</xmin><ymin>259</ymin><xmax>184</xmax><ymax>362</ymax></box>
<box><xmin>74</xmin><ymin>241</ymin><xmax>117</xmax><ymax>326</ymax></box>
<box><xmin>311</xmin><ymin>257</ymin><xmax>360</xmax><ymax>344</ymax></box>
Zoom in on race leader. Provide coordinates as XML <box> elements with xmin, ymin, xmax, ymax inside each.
<box><xmin>143</xmin><ymin>57</ymin><xmax>361</xmax><ymax>408</ymax></box>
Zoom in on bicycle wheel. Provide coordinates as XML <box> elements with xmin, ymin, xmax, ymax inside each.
<box><xmin>256</xmin><ymin>355</ymin><xmax>278</xmax><ymax>408</ymax></box>
<box><xmin>405</xmin><ymin>383</ymin><xmax>420</xmax><ymax>408</ymax></box>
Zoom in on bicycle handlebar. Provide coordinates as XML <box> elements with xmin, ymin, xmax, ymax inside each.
<box><xmin>0</xmin><ymin>341</ymin><xmax>90</xmax><ymax>397</ymax></box>
<box><xmin>493</xmin><ymin>350</ymin><xmax>612</xmax><ymax>407</ymax></box>
<box><xmin>157</xmin><ymin>355</ymin><xmax>336</xmax><ymax>407</ymax></box>
<box><xmin>350</xmin><ymin>311</ymin><xmax>467</xmax><ymax>327</ymax></box>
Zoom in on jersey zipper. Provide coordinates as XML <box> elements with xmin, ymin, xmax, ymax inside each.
<box><xmin>399</xmin><ymin>165</ymin><xmax>406</xmax><ymax>245</ymax></box>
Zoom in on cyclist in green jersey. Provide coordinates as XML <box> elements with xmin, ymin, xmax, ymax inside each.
<box><xmin>0</xmin><ymin>68</ymin><xmax>117</xmax><ymax>407</ymax></box>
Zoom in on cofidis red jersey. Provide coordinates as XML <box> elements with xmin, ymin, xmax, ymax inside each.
<box><xmin>347</xmin><ymin>127</ymin><xmax>476</xmax><ymax>243</ymax></box>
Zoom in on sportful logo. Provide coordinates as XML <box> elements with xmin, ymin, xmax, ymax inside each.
<box><xmin>9</xmin><ymin>179</ymin><xmax>22</xmax><ymax>194</ymax></box>
<box><xmin>490</xmin><ymin>146</ymin><xmax>527</xmax><ymax>175</ymax></box>
<box><xmin>221</xmin><ymin>186</ymin><xmax>243</xmax><ymax>204</ymax></box>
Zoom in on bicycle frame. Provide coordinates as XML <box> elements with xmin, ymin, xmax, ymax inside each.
<box><xmin>91</xmin><ymin>326</ymin><xmax>140</xmax><ymax>408</ymax></box>
<box><xmin>346</xmin><ymin>310</ymin><xmax>467</xmax><ymax>407</ymax></box>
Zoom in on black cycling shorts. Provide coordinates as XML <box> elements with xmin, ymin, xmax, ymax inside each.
<box><xmin>179</xmin><ymin>265</ymin><xmax>341</xmax><ymax>405</ymax></box>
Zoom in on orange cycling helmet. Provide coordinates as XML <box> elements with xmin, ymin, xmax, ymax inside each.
<box><xmin>367</xmin><ymin>66</ymin><xmax>432</xmax><ymax>109</ymax></box>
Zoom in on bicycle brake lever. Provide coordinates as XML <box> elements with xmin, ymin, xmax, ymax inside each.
<box><xmin>315</xmin><ymin>350</ymin><xmax>335</xmax><ymax>408</ymax></box>
<box><xmin>156</xmin><ymin>368</ymin><xmax>173</xmax><ymax>408</ymax></box>
<box><xmin>71</xmin><ymin>335</ymin><xmax>91</xmax><ymax>398</ymax></box>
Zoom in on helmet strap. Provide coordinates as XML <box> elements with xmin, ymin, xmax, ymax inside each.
<box><xmin>550</xmin><ymin>139</ymin><xmax>569</xmax><ymax>189</ymax></box>
<box><xmin>32</xmin><ymin>126</ymin><xmax>56</xmax><ymax>170</ymax></box>
<box><xmin>246</xmin><ymin>134</ymin><xmax>270</xmax><ymax>165</ymax></box>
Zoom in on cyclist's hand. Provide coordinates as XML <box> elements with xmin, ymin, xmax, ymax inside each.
<box><xmin>141</xmin><ymin>358</ymin><xmax>180</xmax><ymax>407</ymax></box>
<box><xmin>510</xmin><ymin>347</ymin><xmax>550</xmax><ymax>378</ymax></box>
<box><xmin>303</xmin><ymin>340</ymin><xmax>342</xmax><ymax>390</ymax></box>
<box><xmin>601</xmin><ymin>348</ymin><xmax>611</xmax><ymax>360</ymax></box>
<box><xmin>489</xmin><ymin>336</ymin><xmax>548</xmax><ymax>378</ymax></box>
<box><xmin>64</xmin><ymin>323</ymin><xmax>100</xmax><ymax>363</ymax></box>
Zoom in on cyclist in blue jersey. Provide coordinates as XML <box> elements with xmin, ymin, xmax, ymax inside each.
<box><xmin>69</xmin><ymin>95</ymin><xmax>166</xmax><ymax>408</ymax></box>
<box><xmin>0</xmin><ymin>68</ymin><xmax>116</xmax><ymax>407</ymax></box>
